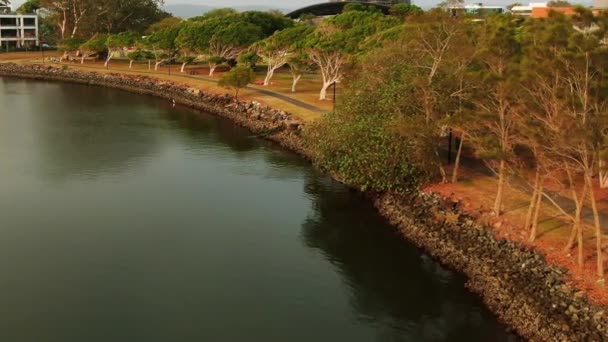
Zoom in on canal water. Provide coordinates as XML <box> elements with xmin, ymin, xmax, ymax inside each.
<box><xmin>0</xmin><ymin>78</ymin><xmax>516</xmax><ymax>341</ymax></box>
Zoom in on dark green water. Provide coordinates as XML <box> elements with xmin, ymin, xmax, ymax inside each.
<box><xmin>0</xmin><ymin>78</ymin><xmax>516</xmax><ymax>342</ymax></box>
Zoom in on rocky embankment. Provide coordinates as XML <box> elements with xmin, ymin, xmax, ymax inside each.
<box><xmin>375</xmin><ymin>192</ymin><xmax>608</xmax><ymax>341</ymax></box>
<box><xmin>1</xmin><ymin>63</ymin><xmax>606</xmax><ymax>341</ymax></box>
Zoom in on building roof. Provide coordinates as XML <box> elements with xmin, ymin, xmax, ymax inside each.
<box><xmin>286</xmin><ymin>1</ymin><xmax>392</xmax><ymax>19</ymax></box>
<box><xmin>531</xmin><ymin>6</ymin><xmax>576</xmax><ymax>17</ymax></box>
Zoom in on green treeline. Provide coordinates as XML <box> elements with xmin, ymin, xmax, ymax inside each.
<box><xmin>309</xmin><ymin>8</ymin><xmax>608</xmax><ymax>281</ymax></box>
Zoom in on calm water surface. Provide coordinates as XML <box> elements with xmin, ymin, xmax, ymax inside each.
<box><xmin>0</xmin><ymin>78</ymin><xmax>516</xmax><ymax>341</ymax></box>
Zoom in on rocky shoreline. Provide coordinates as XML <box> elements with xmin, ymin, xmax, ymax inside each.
<box><xmin>1</xmin><ymin>63</ymin><xmax>606</xmax><ymax>341</ymax></box>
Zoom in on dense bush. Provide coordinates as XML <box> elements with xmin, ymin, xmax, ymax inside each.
<box><xmin>304</xmin><ymin>46</ymin><xmax>436</xmax><ymax>193</ymax></box>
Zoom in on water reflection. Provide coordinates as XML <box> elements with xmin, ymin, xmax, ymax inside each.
<box><xmin>162</xmin><ymin>106</ymin><xmax>257</xmax><ymax>153</ymax></box>
<box><xmin>0</xmin><ymin>78</ymin><xmax>164</xmax><ymax>180</ymax></box>
<box><xmin>301</xmin><ymin>175</ymin><xmax>517</xmax><ymax>341</ymax></box>
<box><xmin>0</xmin><ymin>77</ymin><xmax>516</xmax><ymax>342</ymax></box>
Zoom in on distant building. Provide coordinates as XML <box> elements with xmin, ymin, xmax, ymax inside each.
<box><xmin>287</xmin><ymin>0</ymin><xmax>410</xmax><ymax>19</ymax></box>
<box><xmin>594</xmin><ymin>0</ymin><xmax>608</xmax><ymax>9</ymax></box>
<box><xmin>593</xmin><ymin>0</ymin><xmax>608</xmax><ymax>14</ymax></box>
<box><xmin>446</xmin><ymin>3</ymin><xmax>507</xmax><ymax>17</ymax></box>
<box><xmin>0</xmin><ymin>5</ymin><xmax>39</xmax><ymax>50</ymax></box>
<box><xmin>329</xmin><ymin>0</ymin><xmax>406</xmax><ymax>4</ymax></box>
<box><xmin>531</xmin><ymin>6</ymin><xmax>576</xmax><ymax>17</ymax></box>
<box><xmin>511</xmin><ymin>2</ymin><xmax>548</xmax><ymax>16</ymax></box>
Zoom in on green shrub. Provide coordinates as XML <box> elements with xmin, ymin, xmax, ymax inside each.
<box><xmin>218</xmin><ymin>66</ymin><xmax>255</xmax><ymax>100</ymax></box>
<box><xmin>306</xmin><ymin>111</ymin><xmax>423</xmax><ymax>193</ymax></box>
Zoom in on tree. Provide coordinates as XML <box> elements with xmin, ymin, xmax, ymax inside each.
<box><xmin>238</xmin><ymin>11</ymin><xmax>293</xmax><ymax>37</ymax></box>
<box><xmin>126</xmin><ymin>49</ymin><xmax>143</xmax><ymax>68</ymax></box>
<box><xmin>145</xmin><ymin>23</ymin><xmax>182</xmax><ymax>70</ymax></box>
<box><xmin>36</xmin><ymin>0</ymin><xmax>166</xmax><ymax>41</ymax></box>
<box><xmin>40</xmin><ymin>0</ymin><xmax>71</xmax><ymax>40</ymax></box>
<box><xmin>468</xmin><ymin>15</ymin><xmax>521</xmax><ymax>215</ymax></box>
<box><xmin>147</xmin><ymin>17</ymin><xmax>182</xmax><ymax>34</ymax></box>
<box><xmin>175</xmin><ymin>21</ymin><xmax>205</xmax><ymax>72</ymax></box>
<box><xmin>343</xmin><ymin>3</ymin><xmax>380</xmax><ymax>13</ymax></box>
<box><xmin>16</xmin><ymin>0</ymin><xmax>40</xmax><ymax>13</ymax></box>
<box><xmin>547</xmin><ymin>0</ymin><xmax>572</xmax><ymax>7</ymax></box>
<box><xmin>91</xmin><ymin>0</ymin><xmax>168</xmax><ymax>34</ymax></box>
<box><xmin>79</xmin><ymin>33</ymin><xmax>108</xmax><ymax>64</ymax></box>
<box><xmin>305</xmin><ymin>44</ymin><xmax>430</xmax><ymax>192</ymax></box>
<box><xmin>237</xmin><ymin>51</ymin><xmax>261</xmax><ymax>70</ymax></box>
<box><xmin>254</xmin><ymin>25</ymin><xmax>313</xmax><ymax>86</ymax></box>
<box><xmin>521</xmin><ymin>9</ymin><xmax>608</xmax><ymax>279</ymax></box>
<box><xmin>390</xmin><ymin>12</ymin><xmax>473</xmax><ymax>183</ymax></box>
<box><xmin>389</xmin><ymin>3</ymin><xmax>423</xmax><ymax>18</ymax></box>
<box><xmin>189</xmin><ymin>8</ymin><xmax>237</xmax><ymax>22</ymax></box>
<box><xmin>205</xmin><ymin>56</ymin><xmax>226</xmax><ymax>76</ymax></box>
<box><xmin>198</xmin><ymin>16</ymin><xmax>265</xmax><ymax>76</ymax></box>
<box><xmin>287</xmin><ymin>53</ymin><xmax>315</xmax><ymax>93</ymax></box>
<box><xmin>105</xmin><ymin>31</ymin><xmax>138</xmax><ymax>67</ymax></box>
<box><xmin>305</xmin><ymin>9</ymin><xmax>400</xmax><ymax>100</ymax></box>
<box><xmin>218</xmin><ymin>66</ymin><xmax>255</xmax><ymax>100</ymax></box>
<box><xmin>66</xmin><ymin>0</ymin><xmax>91</xmax><ymax>38</ymax></box>
<box><xmin>57</xmin><ymin>37</ymin><xmax>85</xmax><ymax>61</ymax></box>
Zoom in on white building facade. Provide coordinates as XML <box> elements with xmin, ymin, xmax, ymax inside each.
<box><xmin>0</xmin><ymin>6</ymin><xmax>39</xmax><ymax>50</ymax></box>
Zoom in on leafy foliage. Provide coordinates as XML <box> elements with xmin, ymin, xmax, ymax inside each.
<box><xmin>218</xmin><ymin>66</ymin><xmax>255</xmax><ymax>99</ymax></box>
<box><xmin>237</xmin><ymin>52</ymin><xmax>261</xmax><ymax>69</ymax></box>
<box><xmin>305</xmin><ymin>48</ymin><xmax>435</xmax><ymax>192</ymax></box>
<box><xmin>389</xmin><ymin>3</ymin><xmax>423</xmax><ymax>18</ymax></box>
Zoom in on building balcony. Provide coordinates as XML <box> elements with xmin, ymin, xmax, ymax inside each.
<box><xmin>0</xmin><ymin>25</ymin><xmax>37</xmax><ymax>28</ymax></box>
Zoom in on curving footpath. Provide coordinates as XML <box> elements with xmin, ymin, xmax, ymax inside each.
<box><xmin>55</xmin><ymin>62</ymin><xmax>326</xmax><ymax>113</ymax></box>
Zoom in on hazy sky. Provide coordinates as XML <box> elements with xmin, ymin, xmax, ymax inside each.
<box><xmin>9</xmin><ymin>0</ymin><xmax>449</xmax><ymax>10</ymax></box>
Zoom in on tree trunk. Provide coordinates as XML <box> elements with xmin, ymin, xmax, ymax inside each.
<box><xmin>319</xmin><ymin>81</ymin><xmax>333</xmax><ymax>101</ymax></box>
<box><xmin>577</xmin><ymin>206</ymin><xmax>584</xmax><ymax>269</ymax></box>
<box><xmin>451</xmin><ymin>132</ymin><xmax>465</xmax><ymax>183</ymax></box>
<box><xmin>530</xmin><ymin>187</ymin><xmax>543</xmax><ymax>243</ymax></box>
<box><xmin>494</xmin><ymin>159</ymin><xmax>506</xmax><ymax>216</ymax></box>
<box><xmin>566</xmin><ymin>221</ymin><xmax>578</xmax><ymax>253</ymax></box>
<box><xmin>291</xmin><ymin>74</ymin><xmax>302</xmax><ymax>93</ymax></box>
<box><xmin>209</xmin><ymin>63</ymin><xmax>217</xmax><ymax>77</ymax></box>
<box><xmin>180</xmin><ymin>62</ymin><xmax>187</xmax><ymax>73</ymax></box>
<box><xmin>104</xmin><ymin>55</ymin><xmax>112</xmax><ymax>67</ymax></box>
<box><xmin>586</xmin><ymin>173</ymin><xmax>604</xmax><ymax>281</ymax></box>
<box><xmin>564</xmin><ymin>181</ymin><xmax>588</xmax><ymax>269</ymax></box>
<box><xmin>264</xmin><ymin>66</ymin><xmax>275</xmax><ymax>86</ymax></box>
<box><xmin>129</xmin><ymin>60</ymin><xmax>134</xmax><ymax>69</ymax></box>
<box><xmin>525</xmin><ymin>167</ymin><xmax>542</xmax><ymax>230</ymax></box>
<box><xmin>155</xmin><ymin>61</ymin><xmax>162</xmax><ymax>71</ymax></box>
<box><xmin>81</xmin><ymin>56</ymin><xmax>85</xmax><ymax>64</ymax></box>
<box><xmin>525</xmin><ymin>186</ymin><xmax>538</xmax><ymax>233</ymax></box>
<box><xmin>148</xmin><ymin>60</ymin><xmax>151</xmax><ymax>70</ymax></box>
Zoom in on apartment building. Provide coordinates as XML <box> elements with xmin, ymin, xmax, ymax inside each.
<box><xmin>0</xmin><ymin>5</ymin><xmax>39</xmax><ymax>50</ymax></box>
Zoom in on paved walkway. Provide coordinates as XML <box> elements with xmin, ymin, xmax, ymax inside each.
<box><xmin>448</xmin><ymin>149</ymin><xmax>608</xmax><ymax>232</ymax></box>
<box><xmin>57</xmin><ymin>63</ymin><xmax>326</xmax><ymax>114</ymax></box>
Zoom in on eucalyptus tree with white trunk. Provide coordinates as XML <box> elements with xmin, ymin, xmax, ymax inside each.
<box><xmin>78</xmin><ymin>33</ymin><xmax>108</xmax><ymax>64</ymax></box>
<box><xmin>144</xmin><ymin>23</ymin><xmax>183</xmax><ymax>71</ymax></box>
<box><xmin>288</xmin><ymin>53</ymin><xmax>315</xmax><ymax>93</ymax></box>
<box><xmin>304</xmin><ymin>9</ymin><xmax>400</xmax><ymax>101</ymax></box>
<box><xmin>105</xmin><ymin>32</ymin><xmax>139</xmax><ymax>67</ymax></box>
<box><xmin>254</xmin><ymin>25</ymin><xmax>313</xmax><ymax>86</ymax></box>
